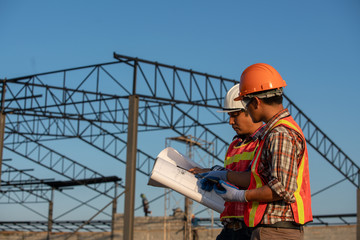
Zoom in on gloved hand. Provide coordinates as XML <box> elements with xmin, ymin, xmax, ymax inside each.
<box><xmin>196</xmin><ymin>170</ymin><xmax>228</xmax><ymax>192</ymax></box>
<box><xmin>199</xmin><ymin>170</ymin><xmax>228</xmax><ymax>181</ymax></box>
<box><xmin>199</xmin><ymin>177</ymin><xmax>216</xmax><ymax>192</ymax></box>
<box><xmin>214</xmin><ymin>180</ymin><xmax>247</xmax><ymax>202</ymax></box>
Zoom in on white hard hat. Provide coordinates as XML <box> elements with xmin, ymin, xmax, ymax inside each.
<box><xmin>217</xmin><ymin>84</ymin><xmax>246</xmax><ymax>113</ymax></box>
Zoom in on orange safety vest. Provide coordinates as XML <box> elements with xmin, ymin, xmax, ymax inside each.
<box><xmin>244</xmin><ymin>116</ymin><xmax>313</xmax><ymax>227</ymax></box>
<box><xmin>220</xmin><ymin>137</ymin><xmax>259</xmax><ymax>220</ymax></box>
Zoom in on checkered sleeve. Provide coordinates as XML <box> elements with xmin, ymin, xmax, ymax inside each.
<box><xmin>266</xmin><ymin>127</ymin><xmax>304</xmax><ymax>204</ymax></box>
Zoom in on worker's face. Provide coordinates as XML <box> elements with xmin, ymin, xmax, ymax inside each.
<box><xmin>228</xmin><ymin>110</ymin><xmax>254</xmax><ymax>135</ymax></box>
<box><xmin>244</xmin><ymin>97</ymin><xmax>262</xmax><ymax>123</ymax></box>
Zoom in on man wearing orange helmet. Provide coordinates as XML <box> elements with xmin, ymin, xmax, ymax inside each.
<box><xmin>210</xmin><ymin>63</ymin><xmax>313</xmax><ymax>240</ymax></box>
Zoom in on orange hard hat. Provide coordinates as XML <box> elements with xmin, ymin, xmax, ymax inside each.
<box><xmin>234</xmin><ymin>63</ymin><xmax>287</xmax><ymax>101</ymax></box>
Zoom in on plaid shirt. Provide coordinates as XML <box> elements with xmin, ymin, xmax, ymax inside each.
<box><xmin>257</xmin><ymin>109</ymin><xmax>305</xmax><ymax>224</ymax></box>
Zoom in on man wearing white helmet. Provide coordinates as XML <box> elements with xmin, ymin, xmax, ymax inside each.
<box><xmin>189</xmin><ymin>84</ymin><xmax>263</xmax><ymax>240</ymax></box>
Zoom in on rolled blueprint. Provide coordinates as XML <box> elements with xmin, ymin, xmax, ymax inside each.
<box><xmin>148</xmin><ymin>147</ymin><xmax>225</xmax><ymax>213</ymax></box>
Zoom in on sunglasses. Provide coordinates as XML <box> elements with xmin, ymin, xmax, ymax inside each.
<box><xmin>242</xmin><ymin>98</ymin><xmax>254</xmax><ymax>110</ymax></box>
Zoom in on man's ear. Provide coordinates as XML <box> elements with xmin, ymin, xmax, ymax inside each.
<box><xmin>253</xmin><ymin>97</ymin><xmax>261</xmax><ymax>109</ymax></box>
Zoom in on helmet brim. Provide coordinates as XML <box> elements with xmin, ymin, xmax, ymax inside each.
<box><xmin>217</xmin><ymin>108</ymin><xmax>243</xmax><ymax>113</ymax></box>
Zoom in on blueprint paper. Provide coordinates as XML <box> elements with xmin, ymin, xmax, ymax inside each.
<box><xmin>148</xmin><ymin>147</ymin><xmax>225</xmax><ymax>213</ymax></box>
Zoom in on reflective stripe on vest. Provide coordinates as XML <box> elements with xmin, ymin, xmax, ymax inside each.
<box><xmin>245</xmin><ymin>116</ymin><xmax>312</xmax><ymax>227</ymax></box>
<box><xmin>224</xmin><ymin>140</ymin><xmax>257</xmax><ymax>168</ymax></box>
<box><xmin>247</xmin><ymin>139</ymin><xmax>266</xmax><ymax>227</ymax></box>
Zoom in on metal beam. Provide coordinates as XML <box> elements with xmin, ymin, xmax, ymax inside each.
<box><xmin>123</xmin><ymin>95</ymin><xmax>139</xmax><ymax>240</ymax></box>
<box><xmin>0</xmin><ymin>114</ymin><xmax>6</xmax><ymax>188</ymax></box>
<box><xmin>0</xmin><ymin>79</ymin><xmax>6</xmax><ymax>187</ymax></box>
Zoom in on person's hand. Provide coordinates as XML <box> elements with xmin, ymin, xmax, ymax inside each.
<box><xmin>196</xmin><ymin>172</ymin><xmax>217</xmax><ymax>191</ymax></box>
<box><xmin>188</xmin><ymin>167</ymin><xmax>210</xmax><ymax>174</ymax></box>
<box><xmin>199</xmin><ymin>170</ymin><xmax>228</xmax><ymax>181</ymax></box>
<box><xmin>196</xmin><ymin>171</ymin><xmax>228</xmax><ymax>192</ymax></box>
<box><xmin>198</xmin><ymin>177</ymin><xmax>216</xmax><ymax>191</ymax></box>
<box><xmin>214</xmin><ymin>180</ymin><xmax>247</xmax><ymax>202</ymax></box>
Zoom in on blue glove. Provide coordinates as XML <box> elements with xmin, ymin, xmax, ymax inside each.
<box><xmin>195</xmin><ymin>173</ymin><xmax>216</xmax><ymax>192</ymax></box>
<box><xmin>199</xmin><ymin>170</ymin><xmax>228</xmax><ymax>181</ymax></box>
<box><xmin>196</xmin><ymin>170</ymin><xmax>227</xmax><ymax>192</ymax></box>
<box><xmin>214</xmin><ymin>180</ymin><xmax>246</xmax><ymax>202</ymax></box>
<box><xmin>195</xmin><ymin>171</ymin><xmax>227</xmax><ymax>192</ymax></box>
<box><xmin>199</xmin><ymin>177</ymin><xmax>217</xmax><ymax>192</ymax></box>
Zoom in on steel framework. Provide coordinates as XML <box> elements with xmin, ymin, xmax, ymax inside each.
<box><xmin>0</xmin><ymin>53</ymin><xmax>358</xmax><ymax>233</ymax></box>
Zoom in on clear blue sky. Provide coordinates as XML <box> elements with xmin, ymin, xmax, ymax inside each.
<box><xmin>1</xmin><ymin>0</ymin><xmax>359</xmax><ymax>223</ymax></box>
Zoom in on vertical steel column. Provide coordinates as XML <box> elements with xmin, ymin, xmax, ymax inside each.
<box><xmin>184</xmin><ymin>140</ymin><xmax>193</xmax><ymax>240</ymax></box>
<box><xmin>358</xmin><ymin>189</ymin><xmax>360</xmax><ymax>240</ymax></box>
<box><xmin>164</xmin><ymin>189</ymin><xmax>168</xmax><ymax>240</ymax></box>
<box><xmin>47</xmin><ymin>188</ymin><xmax>54</xmax><ymax>240</ymax></box>
<box><xmin>184</xmin><ymin>197</ymin><xmax>192</xmax><ymax>240</ymax></box>
<box><xmin>0</xmin><ymin>114</ymin><xmax>5</xmax><ymax>188</ymax></box>
<box><xmin>0</xmin><ymin>80</ymin><xmax>6</xmax><ymax>187</ymax></box>
<box><xmin>111</xmin><ymin>182</ymin><xmax>118</xmax><ymax>240</ymax></box>
<box><xmin>357</xmin><ymin>172</ymin><xmax>360</xmax><ymax>240</ymax></box>
<box><xmin>123</xmin><ymin>95</ymin><xmax>139</xmax><ymax>240</ymax></box>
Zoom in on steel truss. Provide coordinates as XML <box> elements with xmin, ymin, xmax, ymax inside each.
<box><xmin>1</xmin><ymin>161</ymin><xmax>51</xmax><ymax>203</ymax></box>
<box><xmin>0</xmin><ymin>53</ymin><xmax>359</xmax><ymax>232</ymax></box>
